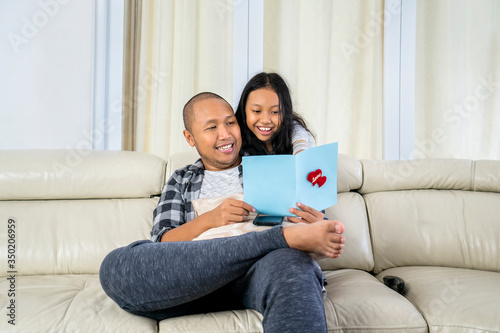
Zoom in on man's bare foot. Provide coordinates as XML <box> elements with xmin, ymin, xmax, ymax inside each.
<box><xmin>281</xmin><ymin>220</ymin><xmax>345</xmax><ymax>259</ymax></box>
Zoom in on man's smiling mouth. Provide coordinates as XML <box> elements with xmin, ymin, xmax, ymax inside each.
<box><xmin>217</xmin><ymin>143</ymin><xmax>234</xmax><ymax>152</ymax></box>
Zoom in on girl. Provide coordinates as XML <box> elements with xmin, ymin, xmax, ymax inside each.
<box><xmin>235</xmin><ymin>72</ymin><xmax>315</xmax><ymax>155</ymax></box>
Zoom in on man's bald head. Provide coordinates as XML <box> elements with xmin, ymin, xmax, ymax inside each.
<box><xmin>182</xmin><ymin>92</ymin><xmax>242</xmax><ymax>171</ymax></box>
<box><xmin>183</xmin><ymin>92</ymin><xmax>232</xmax><ymax>132</ymax></box>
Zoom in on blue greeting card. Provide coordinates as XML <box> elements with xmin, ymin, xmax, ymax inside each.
<box><xmin>242</xmin><ymin>142</ymin><xmax>338</xmax><ymax>216</ymax></box>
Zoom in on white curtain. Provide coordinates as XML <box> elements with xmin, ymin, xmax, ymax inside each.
<box><xmin>263</xmin><ymin>0</ymin><xmax>384</xmax><ymax>159</ymax></box>
<box><xmin>123</xmin><ymin>1</ymin><xmax>499</xmax><ymax>161</ymax></box>
<box><xmin>415</xmin><ymin>0</ymin><xmax>500</xmax><ymax>159</ymax></box>
<box><xmin>122</xmin><ymin>0</ymin><xmax>233</xmax><ymax>161</ymax></box>
<box><xmin>123</xmin><ymin>0</ymin><xmax>384</xmax><ymax>160</ymax></box>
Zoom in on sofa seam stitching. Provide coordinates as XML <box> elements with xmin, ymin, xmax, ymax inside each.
<box><xmin>362</xmin><ymin>194</ymin><xmax>378</xmax><ymax>273</ymax></box>
<box><xmin>355</xmin><ymin>192</ymin><xmax>375</xmax><ymax>271</ymax></box>
<box><xmin>429</xmin><ymin>323</ymin><xmax>498</xmax><ymax>333</ymax></box>
<box><xmin>327</xmin><ymin>326</ymin><xmax>428</xmax><ymax>332</ymax></box>
<box><xmin>471</xmin><ymin>160</ymin><xmax>476</xmax><ymax>191</ymax></box>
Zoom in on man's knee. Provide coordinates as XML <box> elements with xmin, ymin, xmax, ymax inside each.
<box><xmin>99</xmin><ymin>240</ymin><xmax>152</xmax><ymax>307</ymax></box>
<box><xmin>261</xmin><ymin>248</ymin><xmax>322</xmax><ymax>281</ymax></box>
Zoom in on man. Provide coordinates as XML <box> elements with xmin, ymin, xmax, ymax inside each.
<box><xmin>100</xmin><ymin>92</ymin><xmax>345</xmax><ymax>333</ymax></box>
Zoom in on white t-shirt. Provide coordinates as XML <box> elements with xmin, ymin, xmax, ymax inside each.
<box><xmin>199</xmin><ymin>165</ymin><xmax>243</xmax><ymax>199</ymax></box>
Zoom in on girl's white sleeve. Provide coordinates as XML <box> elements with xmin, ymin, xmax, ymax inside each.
<box><xmin>291</xmin><ymin>122</ymin><xmax>315</xmax><ymax>154</ymax></box>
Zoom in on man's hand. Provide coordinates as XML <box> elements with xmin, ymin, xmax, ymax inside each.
<box><xmin>161</xmin><ymin>199</ymin><xmax>255</xmax><ymax>242</ymax></box>
<box><xmin>205</xmin><ymin>198</ymin><xmax>255</xmax><ymax>228</ymax></box>
<box><xmin>288</xmin><ymin>202</ymin><xmax>324</xmax><ymax>224</ymax></box>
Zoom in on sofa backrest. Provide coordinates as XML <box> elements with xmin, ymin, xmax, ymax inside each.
<box><xmin>360</xmin><ymin>158</ymin><xmax>500</xmax><ymax>274</ymax></box>
<box><xmin>320</xmin><ymin>154</ymin><xmax>374</xmax><ymax>271</ymax></box>
<box><xmin>166</xmin><ymin>150</ymin><xmax>375</xmax><ymax>272</ymax></box>
<box><xmin>0</xmin><ymin>150</ymin><xmax>165</xmax><ymax>276</ymax></box>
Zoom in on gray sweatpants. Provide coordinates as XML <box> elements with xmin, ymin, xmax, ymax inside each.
<box><xmin>99</xmin><ymin>227</ymin><xmax>327</xmax><ymax>333</ymax></box>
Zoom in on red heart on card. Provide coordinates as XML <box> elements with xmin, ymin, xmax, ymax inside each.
<box><xmin>317</xmin><ymin>175</ymin><xmax>327</xmax><ymax>187</ymax></box>
<box><xmin>307</xmin><ymin>169</ymin><xmax>321</xmax><ymax>185</ymax></box>
<box><xmin>307</xmin><ymin>169</ymin><xmax>327</xmax><ymax>187</ymax></box>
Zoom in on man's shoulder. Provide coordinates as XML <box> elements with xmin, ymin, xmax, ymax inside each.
<box><xmin>169</xmin><ymin>158</ymin><xmax>204</xmax><ymax>183</ymax></box>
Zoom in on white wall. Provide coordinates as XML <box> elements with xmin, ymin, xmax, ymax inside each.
<box><xmin>0</xmin><ymin>0</ymin><xmax>95</xmax><ymax>150</ymax></box>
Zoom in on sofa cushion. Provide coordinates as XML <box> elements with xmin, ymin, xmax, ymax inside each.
<box><xmin>323</xmin><ymin>269</ymin><xmax>427</xmax><ymax>332</ymax></box>
<box><xmin>158</xmin><ymin>269</ymin><xmax>429</xmax><ymax>333</ymax></box>
<box><xmin>0</xmin><ymin>150</ymin><xmax>165</xmax><ymax>200</ymax></box>
<box><xmin>0</xmin><ymin>275</ymin><xmax>157</xmax><ymax>333</ymax></box>
<box><xmin>0</xmin><ymin>198</ymin><xmax>157</xmax><ymax>276</ymax></box>
<box><xmin>377</xmin><ymin>266</ymin><xmax>500</xmax><ymax>333</ymax></box>
<box><xmin>359</xmin><ymin>158</ymin><xmax>474</xmax><ymax>194</ymax></box>
<box><xmin>159</xmin><ymin>310</ymin><xmax>263</xmax><ymax>333</ymax></box>
<box><xmin>359</xmin><ymin>158</ymin><xmax>500</xmax><ymax>195</ymax></box>
<box><xmin>337</xmin><ymin>154</ymin><xmax>363</xmax><ymax>192</ymax></box>
<box><xmin>364</xmin><ymin>189</ymin><xmax>500</xmax><ymax>274</ymax></box>
<box><xmin>319</xmin><ymin>192</ymin><xmax>374</xmax><ymax>271</ymax></box>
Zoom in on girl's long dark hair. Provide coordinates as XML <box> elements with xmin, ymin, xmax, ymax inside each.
<box><xmin>235</xmin><ymin>72</ymin><xmax>313</xmax><ymax>155</ymax></box>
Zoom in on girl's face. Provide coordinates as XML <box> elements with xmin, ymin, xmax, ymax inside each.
<box><xmin>245</xmin><ymin>87</ymin><xmax>281</xmax><ymax>151</ymax></box>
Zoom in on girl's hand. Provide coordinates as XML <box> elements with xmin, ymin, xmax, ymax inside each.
<box><xmin>288</xmin><ymin>202</ymin><xmax>324</xmax><ymax>224</ymax></box>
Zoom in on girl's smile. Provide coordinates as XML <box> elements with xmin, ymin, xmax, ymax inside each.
<box><xmin>256</xmin><ymin>126</ymin><xmax>274</xmax><ymax>135</ymax></box>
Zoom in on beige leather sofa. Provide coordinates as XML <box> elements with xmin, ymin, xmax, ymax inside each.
<box><xmin>0</xmin><ymin>149</ymin><xmax>499</xmax><ymax>333</ymax></box>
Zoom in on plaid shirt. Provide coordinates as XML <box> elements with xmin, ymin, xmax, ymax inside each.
<box><xmin>151</xmin><ymin>158</ymin><xmax>243</xmax><ymax>242</ymax></box>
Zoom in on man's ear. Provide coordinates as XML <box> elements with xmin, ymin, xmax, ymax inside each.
<box><xmin>183</xmin><ymin>129</ymin><xmax>195</xmax><ymax>147</ymax></box>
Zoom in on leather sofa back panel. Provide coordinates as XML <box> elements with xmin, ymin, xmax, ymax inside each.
<box><xmin>165</xmin><ymin>151</ymin><xmax>198</xmax><ymax>180</ymax></box>
<box><xmin>365</xmin><ymin>190</ymin><xmax>500</xmax><ymax>274</ymax></box>
<box><xmin>0</xmin><ymin>198</ymin><xmax>157</xmax><ymax>277</ymax></box>
<box><xmin>359</xmin><ymin>158</ymin><xmax>475</xmax><ymax>194</ymax></box>
<box><xmin>166</xmin><ymin>152</ymin><xmax>363</xmax><ymax>193</ymax></box>
<box><xmin>320</xmin><ymin>192</ymin><xmax>374</xmax><ymax>271</ymax></box>
<box><xmin>337</xmin><ymin>154</ymin><xmax>363</xmax><ymax>192</ymax></box>
<box><xmin>475</xmin><ymin>160</ymin><xmax>500</xmax><ymax>192</ymax></box>
<box><xmin>0</xmin><ymin>150</ymin><xmax>166</xmax><ymax>200</ymax></box>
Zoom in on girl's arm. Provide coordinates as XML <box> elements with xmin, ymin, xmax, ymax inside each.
<box><xmin>291</xmin><ymin>122</ymin><xmax>315</xmax><ymax>154</ymax></box>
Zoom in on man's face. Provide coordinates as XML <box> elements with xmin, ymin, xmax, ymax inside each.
<box><xmin>184</xmin><ymin>98</ymin><xmax>242</xmax><ymax>171</ymax></box>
